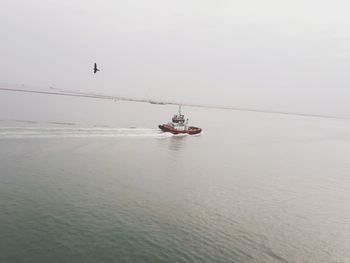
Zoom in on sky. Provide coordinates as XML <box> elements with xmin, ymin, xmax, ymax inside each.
<box><xmin>1</xmin><ymin>0</ymin><xmax>350</xmax><ymax>117</ymax></box>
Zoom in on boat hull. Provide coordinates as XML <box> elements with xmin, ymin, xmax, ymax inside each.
<box><xmin>159</xmin><ymin>124</ymin><xmax>202</xmax><ymax>135</ymax></box>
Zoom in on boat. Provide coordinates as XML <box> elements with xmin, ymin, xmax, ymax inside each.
<box><xmin>158</xmin><ymin>106</ymin><xmax>202</xmax><ymax>135</ymax></box>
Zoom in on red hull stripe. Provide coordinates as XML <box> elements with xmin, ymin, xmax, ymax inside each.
<box><xmin>158</xmin><ymin>125</ymin><xmax>202</xmax><ymax>135</ymax></box>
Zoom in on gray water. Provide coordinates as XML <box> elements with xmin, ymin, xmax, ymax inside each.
<box><xmin>1</xmin><ymin>107</ymin><xmax>350</xmax><ymax>262</ymax></box>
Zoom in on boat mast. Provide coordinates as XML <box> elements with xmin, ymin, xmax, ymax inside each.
<box><xmin>179</xmin><ymin>105</ymin><xmax>182</xmax><ymax>116</ymax></box>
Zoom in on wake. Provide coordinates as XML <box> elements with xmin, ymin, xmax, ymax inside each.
<box><xmin>0</xmin><ymin>127</ymin><xmax>173</xmax><ymax>139</ymax></box>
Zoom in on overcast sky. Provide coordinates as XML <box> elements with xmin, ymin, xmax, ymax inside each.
<box><xmin>1</xmin><ymin>0</ymin><xmax>350</xmax><ymax>117</ymax></box>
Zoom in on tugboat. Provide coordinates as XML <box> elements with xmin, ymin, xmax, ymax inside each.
<box><xmin>159</xmin><ymin>106</ymin><xmax>202</xmax><ymax>135</ymax></box>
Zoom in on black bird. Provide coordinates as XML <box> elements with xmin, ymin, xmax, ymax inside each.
<box><xmin>94</xmin><ymin>63</ymin><xmax>100</xmax><ymax>74</ymax></box>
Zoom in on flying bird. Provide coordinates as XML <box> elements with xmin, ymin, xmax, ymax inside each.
<box><xmin>93</xmin><ymin>63</ymin><xmax>100</xmax><ymax>74</ymax></box>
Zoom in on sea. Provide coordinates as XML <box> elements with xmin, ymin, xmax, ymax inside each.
<box><xmin>1</xmin><ymin>94</ymin><xmax>350</xmax><ymax>262</ymax></box>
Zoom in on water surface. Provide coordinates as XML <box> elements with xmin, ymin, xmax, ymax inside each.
<box><xmin>1</xmin><ymin>107</ymin><xmax>350</xmax><ymax>262</ymax></box>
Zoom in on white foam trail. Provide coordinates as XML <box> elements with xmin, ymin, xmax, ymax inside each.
<box><xmin>0</xmin><ymin>127</ymin><xmax>173</xmax><ymax>139</ymax></box>
<box><xmin>172</xmin><ymin>133</ymin><xmax>189</xmax><ymax>137</ymax></box>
